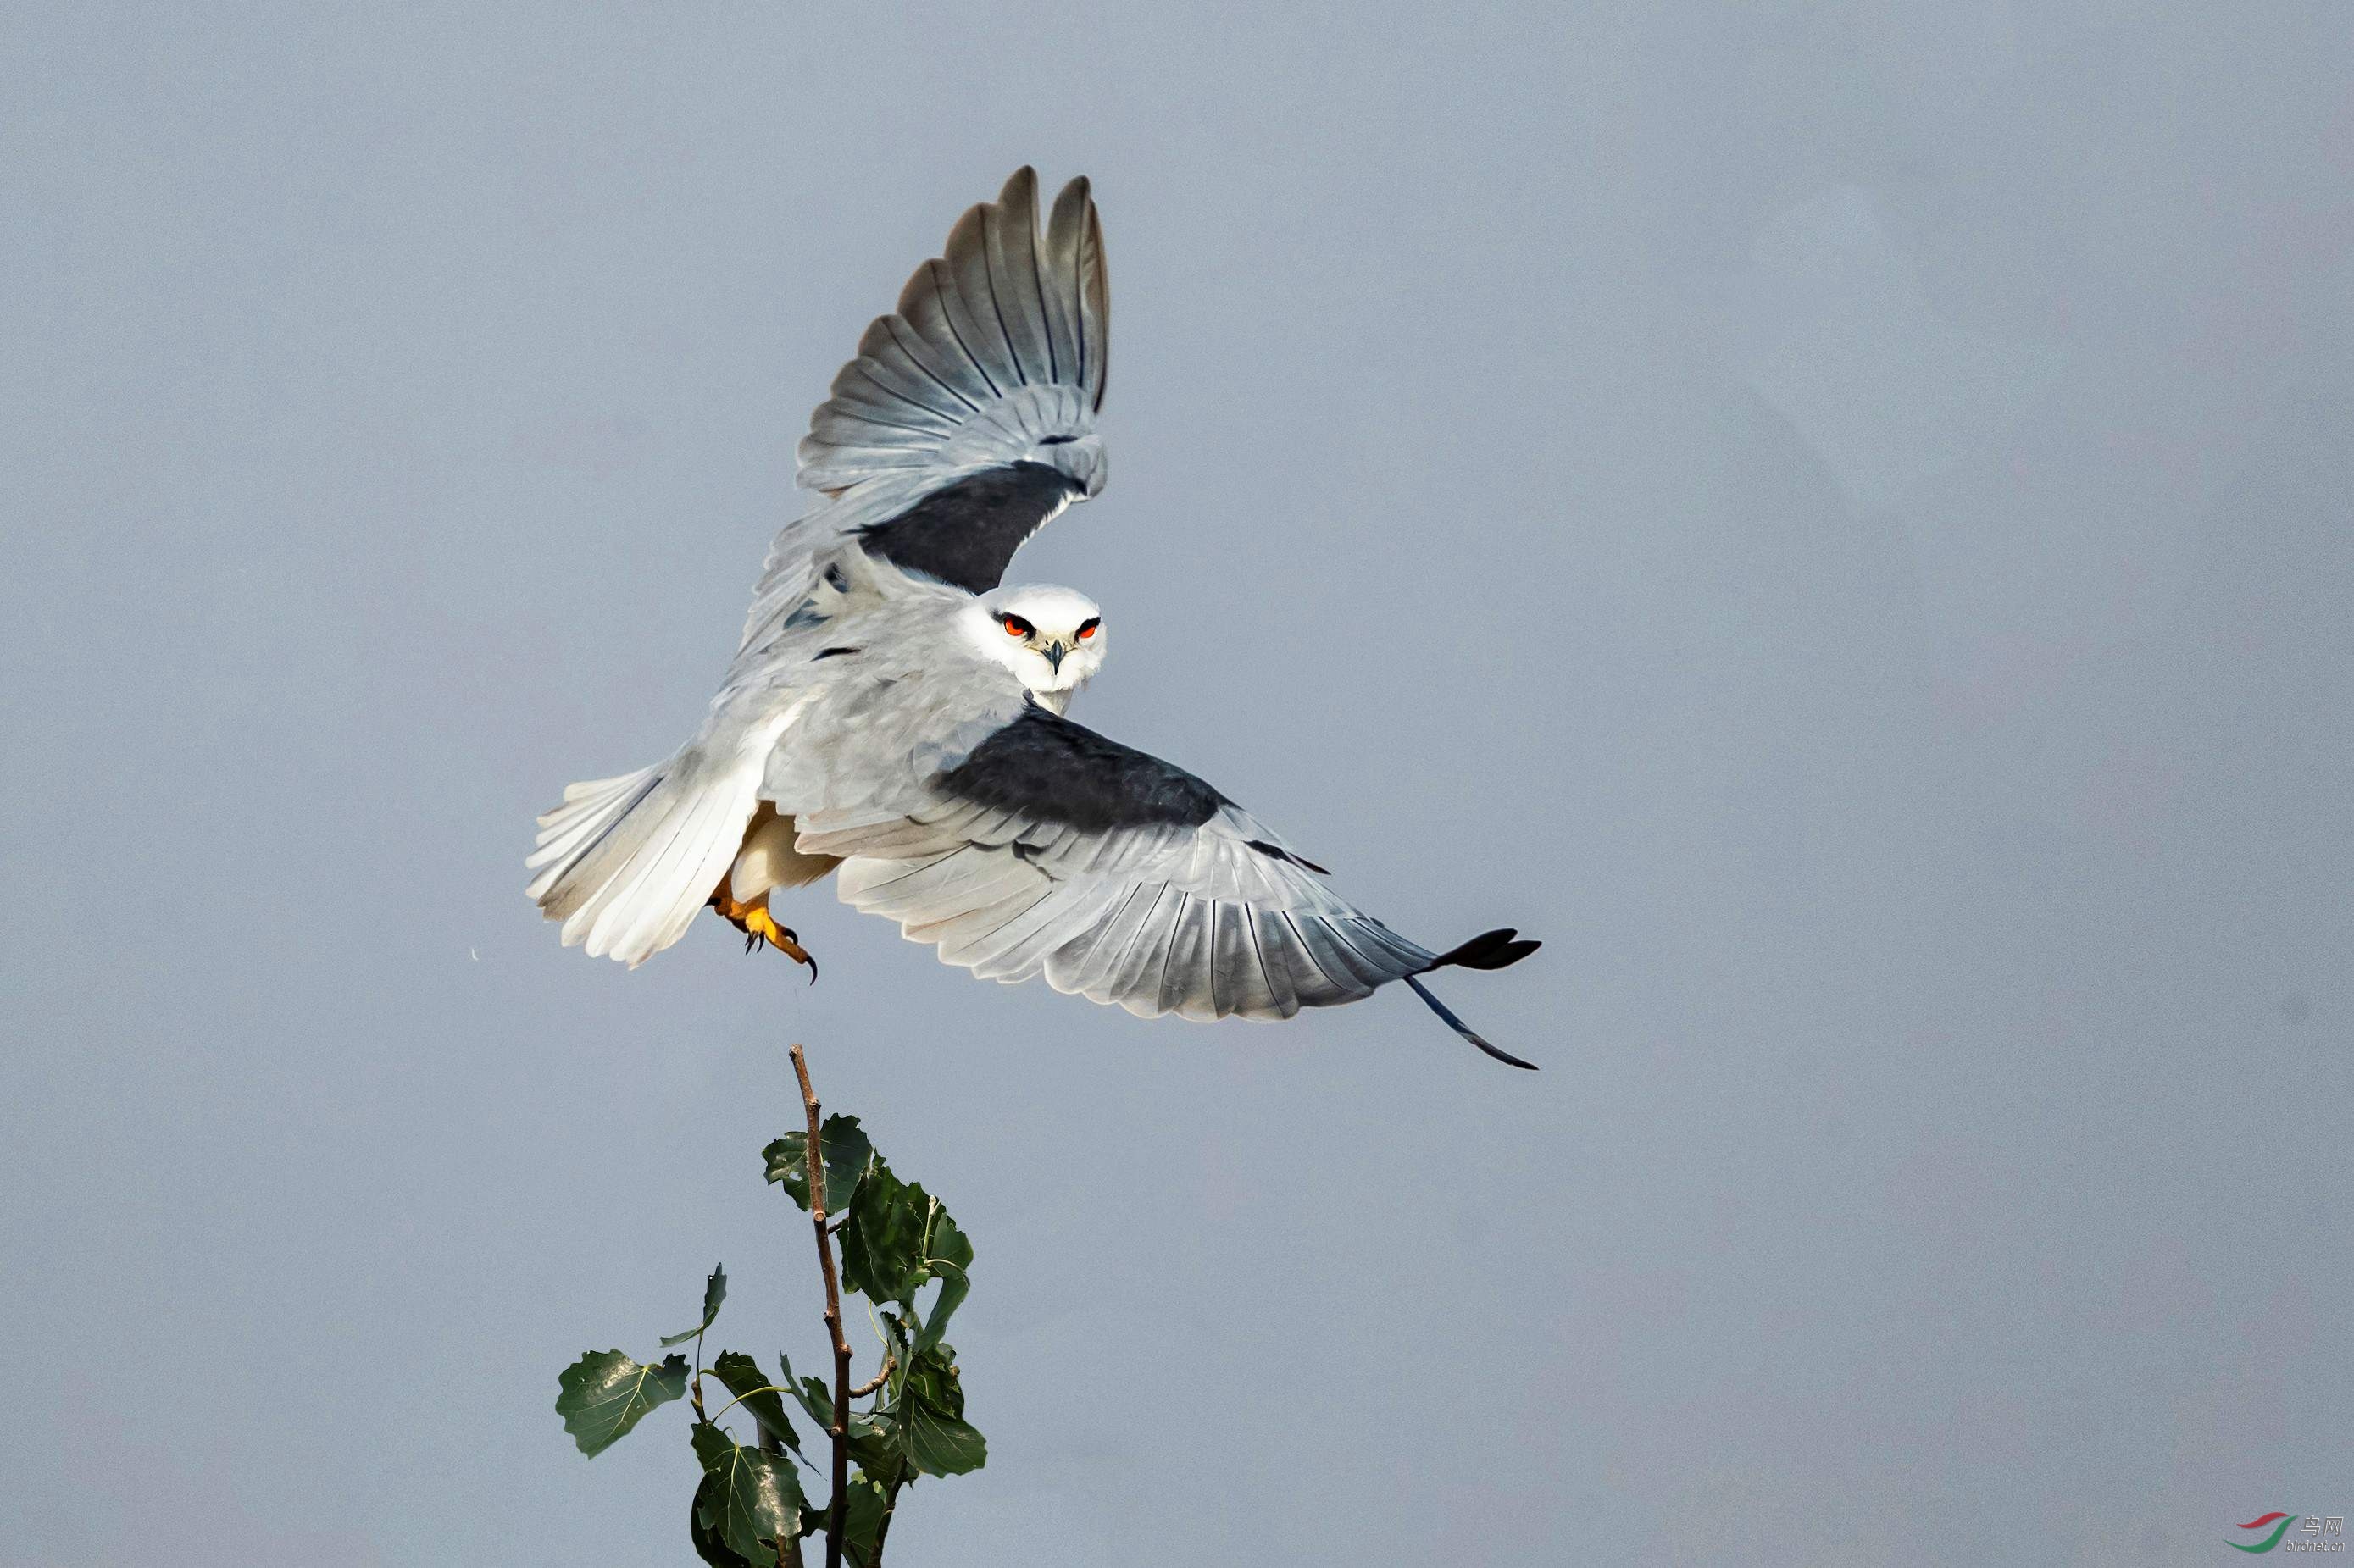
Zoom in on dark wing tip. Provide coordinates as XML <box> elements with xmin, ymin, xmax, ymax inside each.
<box><xmin>1426</xmin><ymin>928</ymin><xmax>1542</xmax><ymax>973</ymax></box>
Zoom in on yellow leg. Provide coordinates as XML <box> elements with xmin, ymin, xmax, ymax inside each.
<box><xmin>709</xmin><ymin>888</ymin><xmax>818</xmax><ymax>979</ymax></box>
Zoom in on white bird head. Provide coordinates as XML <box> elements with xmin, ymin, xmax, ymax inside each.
<box><xmin>964</xmin><ymin>584</ymin><xmax>1106</xmax><ymax>711</ymax></box>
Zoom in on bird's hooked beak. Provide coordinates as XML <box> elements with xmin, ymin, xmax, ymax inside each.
<box><xmin>1041</xmin><ymin>640</ymin><xmax>1070</xmax><ymax>673</ymax></box>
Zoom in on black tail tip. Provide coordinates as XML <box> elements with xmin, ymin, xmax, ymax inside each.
<box><xmin>1429</xmin><ymin>927</ymin><xmax>1542</xmax><ymax>973</ymax></box>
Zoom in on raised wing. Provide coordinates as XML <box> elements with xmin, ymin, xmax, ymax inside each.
<box><xmin>791</xmin><ymin>705</ymin><xmax>1541</xmax><ymax>1067</ymax></box>
<box><xmin>736</xmin><ymin>169</ymin><xmax>1108</xmax><ymax>669</ymax></box>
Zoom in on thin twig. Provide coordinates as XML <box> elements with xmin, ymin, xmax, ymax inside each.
<box><xmin>848</xmin><ymin>1356</ymin><xmax>896</xmax><ymax>1400</ymax></box>
<box><xmin>790</xmin><ymin>1044</ymin><xmax>853</xmax><ymax>1568</ymax></box>
<box><xmin>708</xmin><ymin>1383</ymin><xmax>793</xmax><ymax>1428</ymax></box>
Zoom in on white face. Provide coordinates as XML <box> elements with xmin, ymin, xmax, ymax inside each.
<box><xmin>963</xmin><ymin>584</ymin><xmax>1107</xmax><ymax>704</ymax></box>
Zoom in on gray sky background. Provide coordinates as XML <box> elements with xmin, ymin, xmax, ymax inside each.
<box><xmin>4</xmin><ymin>4</ymin><xmax>2350</xmax><ymax>1564</ymax></box>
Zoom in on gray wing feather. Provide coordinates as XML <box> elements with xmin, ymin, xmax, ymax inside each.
<box><xmin>981</xmin><ymin>172</ymin><xmax>1057</xmax><ymax>387</ymax></box>
<box><xmin>813</xmin><ymin>793</ymin><xmax>1440</xmax><ymax>1022</ymax></box>
<box><xmin>937</xmin><ymin>206</ymin><xmax>1019</xmax><ymax>396</ymax></box>
<box><xmin>767</xmin><ymin>651</ymin><xmax>1533</xmax><ymax>1055</ymax></box>
<box><xmin>736</xmin><ymin>169</ymin><xmax>1108</xmax><ymax>673</ymax></box>
<box><xmin>844</xmin><ymin>327</ymin><xmax>971</xmax><ymax>422</ymax></box>
<box><xmin>798</xmin><ymin>167</ymin><xmax>1102</xmax><ymax>482</ymax></box>
<box><xmin>787</xmin><ymin>697</ymin><xmax>1436</xmax><ymax>1022</ymax></box>
<box><xmin>879</xmin><ymin>302</ymin><xmax>992</xmax><ymax>414</ymax></box>
<box><xmin>1044</xmin><ymin>175</ymin><xmax>1108</xmax><ymax>411</ymax></box>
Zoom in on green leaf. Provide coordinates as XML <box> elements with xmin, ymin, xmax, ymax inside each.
<box><xmin>663</xmin><ymin>1263</ymin><xmax>729</xmax><ymax>1347</ymax></box>
<box><xmin>711</xmin><ymin>1350</ymin><xmax>800</xmax><ymax>1454</ymax></box>
<box><xmin>691</xmin><ymin>1422</ymin><xmax>804</xmax><ymax>1565</ymax></box>
<box><xmin>913</xmin><ymin>1209</ymin><xmax>973</xmax><ymax>1355</ymax></box>
<box><xmin>846</xmin><ymin>1410</ymin><xmax>906</xmax><ymax>1490</ymax></box>
<box><xmin>892</xmin><ymin>1343</ymin><xmax>984</xmax><ymax>1476</ymax></box>
<box><xmin>555</xmin><ymin>1350</ymin><xmax>689</xmax><ymax>1457</ymax></box>
<box><xmin>878</xmin><ymin>1307</ymin><xmax>913</xmax><ymax>1365</ymax></box>
<box><xmin>689</xmin><ymin>1490</ymin><xmax>761</xmax><ymax>1568</ymax></box>
<box><xmin>840</xmin><ymin>1471</ymin><xmax>895</xmax><ymax>1568</ymax></box>
<box><xmin>763</xmin><ymin>1114</ymin><xmax>873</xmax><ymax>1214</ymax></box>
<box><xmin>801</xmin><ymin>1377</ymin><xmax>838</xmax><ymax>1428</ymax></box>
<box><xmin>778</xmin><ymin>1350</ymin><xmax>833</xmax><ymax>1430</ymax></box>
<box><xmin>841</xmin><ymin>1161</ymin><xmax>928</xmax><ymax>1305</ymax></box>
<box><xmin>902</xmin><ymin>1399</ymin><xmax>987</xmax><ymax>1477</ymax></box>
<box><xmin>899</xmin><ymin>1344</ymin><xmax>963</xmax><ymax>1419</ymax></box>
<box><xmin>778</xmin><ymin>1351</ymin><xmax>895</xmax><ymax>1472</ymax></box>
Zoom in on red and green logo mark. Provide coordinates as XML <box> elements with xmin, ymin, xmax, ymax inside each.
<box><xmin>2230</xmin><ymin>1514</ymin><xmax>2298</xmax><ymax>1554</ymax></box>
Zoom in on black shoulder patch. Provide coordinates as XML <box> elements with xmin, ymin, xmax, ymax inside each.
<box><xmin>935</xmin><ymin>706</ymin><xmax>1230</xmax><ymax>834</ymax></box>
<box><xmin>856</xmin><ymin>463</ymin><xmax>1080</xmax><ymax>595</ymax></box>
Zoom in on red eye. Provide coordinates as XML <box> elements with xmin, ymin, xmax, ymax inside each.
<box><xmin>1076</xmin><ymin>618</ymin><xmax>1100</xmax><ymax>640</ymax></box>
<box><xmin>1002</xmin><ymin>616</ymin><xmax>1029</xmax><ymax>638</ymax></box>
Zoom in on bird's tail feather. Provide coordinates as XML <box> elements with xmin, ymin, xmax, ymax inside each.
<box><xmin>525</xmin><ymin>748</ymin><xmax>760</xmax><ymax>967</ymax></box>
<box><xmin>1403</xmin><ymin>976</ymin><xmax>1540</xmax><ymax>1071</ymax></box>
<box><xmin>1402</xmin><ymin>928</ymin><xmax>1543</xmax><ymax>1069</ymax></box>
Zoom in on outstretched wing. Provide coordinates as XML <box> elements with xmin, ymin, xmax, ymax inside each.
<box><xmin>791</xmin><ymin>705</ymin><xmax>1540</xmax><ymax>1066</ymax></box>
<box><xmin>735</xmin><ymin>168</ymin><xmax>1109</xmax><ymax>669</ymax></box>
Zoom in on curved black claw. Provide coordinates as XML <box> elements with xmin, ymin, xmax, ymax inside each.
<box><xmin>780</xmin><ymin>931</ymin><xmax>818</xmax><ymax>985</ymax></box>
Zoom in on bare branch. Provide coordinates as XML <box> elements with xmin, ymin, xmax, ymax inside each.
<box><xmin>848</xmin><ymin>1357</ymin><xmax>896</xmax><ymax>1400</ymax></box>
<box><xmin>790</xmin><ymin>1044</ymin><xmax>854</xmax><ymax>1568</ymax></box>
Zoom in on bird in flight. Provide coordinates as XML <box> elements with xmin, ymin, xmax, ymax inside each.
<box><xmin>527</xmin><ymin>169</ymin><xmax>1541</xmax><ymax>1066</ymax></box>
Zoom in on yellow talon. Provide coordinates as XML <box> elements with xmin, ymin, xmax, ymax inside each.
<box><xmin>744</xmin><ymin>907</ymin><xmax>814</xmax><ymax>969</ymax></box>
<box><xmin>709</xmin><ymin>889</ymin><xmax>818</xmax><ymax>979</ymax></box>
